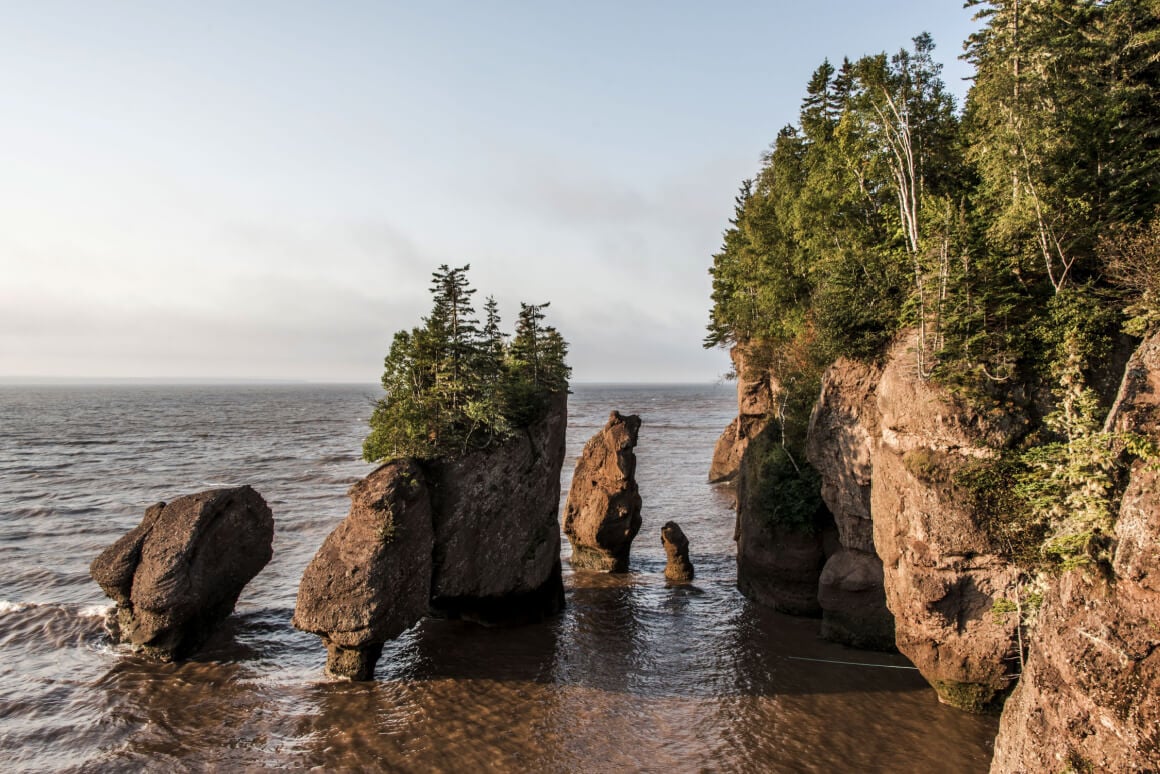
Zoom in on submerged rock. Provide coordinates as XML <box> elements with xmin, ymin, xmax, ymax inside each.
<box><xmin>291</xmin><ymin>460</ymin><xmax>433</xmax><ymax>680</ymax></box>
<box><xmin>563</xmin><ymin>411</ymin><xmax>643</xmax><ymax>572</ymax></box>
<box><xmin>661</xmin><ymin>521</ymin><xmax>694</xmax><ymax>582</ymax></box>
<box><xmin>90</xmin><ymin>485</ymin><xmax>274</xmax><ymax>661</ymax></box>
<box><xmin>991</xmin><ymin>332</ymin><xmax>1160</xmax><ymax>772</ymax></box>
<box><xmin>294</xmin><ymin>394</ymin><xmax>568</xmax><ymax>679</ymax></box>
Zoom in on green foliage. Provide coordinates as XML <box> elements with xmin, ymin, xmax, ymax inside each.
<box><xmin>1100</xmin><ymin>212</ymin><xmax>1160</xmax><ymax>336</ymax></box>
<box><xmin>363</xmin><ymin>265</ymin><xmax>570</xmax><ymax>463</ymax></box>
<box><xmin>751</xmin><ymin>440</ymin><xmax>825</xmax><ymax>533</ymax></box>
<box><xmin>930</xmin><ymin>680</ymin><xmax>1005</xmax><ymax>714</ymax></box>
<box><xmin>706</xmin><ymin>5</ymin><xmax>1160</xmax><ymax>572</ymax></box>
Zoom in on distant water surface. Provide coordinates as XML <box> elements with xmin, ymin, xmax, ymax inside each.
<box><xmin>0</xmin><ymin>384</ymin><xmax>998</xmax><ymax>772</ymax></box>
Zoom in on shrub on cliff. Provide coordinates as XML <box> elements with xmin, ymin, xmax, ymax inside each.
<box><xmin>363</xmin><ymin>265</ymin><xmax>570</xmax><ymax>463</ymax></box>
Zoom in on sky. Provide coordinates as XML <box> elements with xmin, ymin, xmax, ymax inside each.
<box><xmin>0</xmin><ymin>1</ymin><xmax>981</xmax><ymax>384</ymax></box>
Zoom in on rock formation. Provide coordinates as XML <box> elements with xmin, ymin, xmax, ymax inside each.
<box><xmin>426</xmin><ymin>392</ymin><xmax>569</xmax><ymax>621</ymax></box>
<box><xmin>90</xmin><ymin>485</ymin><xmax>274</xmax><ymax>661</ymax></box>
<box><xmin>661</xmin><ymin>521</ymin><xmax>694</xmax><ymax>582</ymax></box>
<box><xmin>563</xmin><ymin>411</ymin><xmax>643</xmax><ymax>572</ymax></box>
<box><xmin>291</xmin><ymin>460</ymin><xmax>433</xmax><ymax>680</ymax></box>
<box><xmin>991</xmin><ymin>332</ymin><xmax>1160</xmax><ymax>772</ymax></box>
<box><xmin>806</xmin><ymin>358</ymin><xmax>895</xmax><ymax>650</ymax></box>
<box><xmin>294</xmin><ymin>394</ymin><xmax>568</xmax><ymax>679</ymax></box>
<box><xmin>709</xmin><ymin>344</ymin><xmax>775</xmax><ymax>483</ymax></box>
<box><xmin>871</xmin><ymin>332</ymin><xmax>1025</xmax><ymax>711</ymax></box>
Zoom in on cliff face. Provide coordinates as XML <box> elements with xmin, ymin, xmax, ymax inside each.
<box><xmin>991</xmin><ymin>333</ymin><xmax>1160</xmax><ymax>772</ymax></box>
<box><xmin>709</xmin><ymin>345</ymin><xmax>775</xmax><ymax>483</ymax></box>
<box><xmin>806</xmin><ymin>358</ymin><xmax>895</xmax><ymax>650</ymax></box>
<box><xmin>294</xmin><ymin>393</ymin><xmax>567</xmax><ymax>679</ymax></box>
<box><xmin>871</xmin><ymin>333</ymin><xmax>1026</xmax><ymax>710</ymax></box>
<box><xmin>730</xmin><ymin>331</ymin><xmax>1027</xmax><ymax>706</ymax></box>
<box><xmin>428</xmin><ymin>392</ymin><xmax>568</xmax><ymax>619</ymax></box>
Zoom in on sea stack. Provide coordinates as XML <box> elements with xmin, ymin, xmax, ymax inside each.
<box><xmin>90</xmin><ymin>486</ymin><xmax>274</xmax><ymax>661</ymax></box>
<box><xmin>563</xmin><ymin>411</ymin><xmax>643</xmax><ymax>572</ymax></box>
<box><xmin>661</xmin><ymin>521</ymin><xmax>694</xmax><ymax>582</ymax></box>
<box><xmin>291</xmin><ymin>460</ymin><xmax>434</xmax><ymax>680</ymax></box>
<box><xmin>294</xmin><ymin>393</ymin><xmax>569</xmax><ymax>680</ymax></box>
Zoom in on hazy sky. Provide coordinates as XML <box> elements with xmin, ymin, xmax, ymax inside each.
<box><xmin>1</xmin><ymin>1</ymin><xmax>979</xmax><ymax>383</ymax></box>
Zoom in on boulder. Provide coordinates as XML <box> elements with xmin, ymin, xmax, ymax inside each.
<box><xmin>709</xmin><ymin>344</ymin><xmax>775</xmax><ymax>483</ymax></box>
<box><xmin>661</xmin><ymin>521</ymin><xmax>694</xmax><ymax>582</ymax></box>
<box><xmin>991</xmin><ymin>332</ymin><xmax>1160</xmax><ymax>772</ymax></box>
<box><xmin>817</xmin><ymin>548</ymin><xmax>895</xmax><ymax>651</ymax></box>
<box><xmin>90</xmin><ymin>485</ymin><xmax>273</xmax><ymax>661</ymax></box>
<box><xmin>292</xmin><ymin>460</ymin><xmax>433</xmax><ymax>680</ymax></box>
<box><xmin>806</xmin><ymin>358</ymin><xmax>895</xmax><ymax>650</ymax></box>
<box><xmin>563</xmin><ymin>411</ymin><xmax>643</xmax><ymax>572</ymax></box>
<box><xmin>871</xmin><ymin>331</ymin><xmax>1025</xmax><ymax>711</ymax></box>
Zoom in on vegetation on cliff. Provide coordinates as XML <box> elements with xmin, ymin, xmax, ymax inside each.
<box><xmin>706</xmin><ymin>0</ymin><xmax>1159</xmax><ymax>565</ymax></box>
<box><xmin>364</xmin><ymin>265</ymin><xmax>570</xmax><ymax>462</ymax></box>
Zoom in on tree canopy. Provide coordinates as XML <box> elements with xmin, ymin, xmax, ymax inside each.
<box><xmin>705</xmin><ymin>0</ymin><xmax>1160</xmax><ymax>566</ymax></box>
<box><xmin>363</xmin><ymin>265</ymin><xmax>571</xmax><ymax>462</ymax></box>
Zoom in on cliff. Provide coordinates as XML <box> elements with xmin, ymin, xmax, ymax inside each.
<box><xmin>709</xmin><ymin>345</ymin><xmax>775</xmax><ymax>484</ymax></box>
<box><xmin>871</xmin><ymin>333</ymin><xmax>1025</xmax><ymax>710</ymax></box>
<box><xmin>730</xmin><ymin>331</ymin><xmax>1026</xmax><ymax>707</ymax></box>
<box><xmin>805</xmin><ymin>357</ymin><xmax>895</xmax><ymax>651</ymax></box>
<box><xmin>294</xmin><ymin>393</ymin><xmax>567</xmax><ymax>679</ymax></box>
<box><xmin>990</xmin><ymin>332</ymin><xmax>1160</xmax><ymax>771</ymax></box>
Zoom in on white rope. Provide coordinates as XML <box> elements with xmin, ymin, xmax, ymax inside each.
<box><xmin>786</xmin><ymin>656</ymin><xmax>918</xmax><ymax>670</ymax></box>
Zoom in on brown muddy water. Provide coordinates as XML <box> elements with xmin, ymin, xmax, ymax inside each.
<box><xmin>0</xmin><ymin>384</ymin><xmax>998</xmax><ymax>772</ymax></box>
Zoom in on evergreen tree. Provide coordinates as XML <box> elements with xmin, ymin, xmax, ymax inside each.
<box><xmin>364</xmin><ymin>270</ymin><xmax>570</xmax><ymax>463</ymax></box>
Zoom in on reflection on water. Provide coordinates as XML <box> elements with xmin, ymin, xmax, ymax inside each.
<box><xmin>0</xmin><ymin>384</ymin><xmax>997</xmax><ymax>772</ymax></box>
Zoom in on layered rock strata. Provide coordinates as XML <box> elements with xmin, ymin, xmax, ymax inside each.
<box><xmin>661</xmin><ymin>521</ymin><xmax>694</xmax><ymax>582</ymax></box>
<box><xmin>563</xmin><ymin>411</ymin><xmax>643</xmax><ymax>572</ymax></box>
<box><xmin>991</xmin><ymin>332</ymin><xmax>1160</xmax><ymax>771</ymax></box>
<box><xmin>294</xmin><ymin>394</ymin><xmax>568</xmax><ymax>679</ymax></box>
<box><xmin>90</xmin><ymin>486</ymin><xmax>274</xmax><ymax>661</ymax></box>
<box><xmin>806</xmin><ymin>358</ymin><xmax>895</xmax><ymax>650</ymax></box>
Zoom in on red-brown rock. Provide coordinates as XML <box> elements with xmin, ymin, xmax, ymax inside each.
<box><xmin>563</xmin><ymin>411</ymin><xmax>643</xmax><ymax>572</ymax></box>
<box><xmin>292</xmin><ymin>460</ymin><xmax>433</xmax><ymax>680</ymax></box>
<box><xmin>709</xmin><ymin>344</ymin><xmax>776</xmax><ymax>483</ymax></box>
<box><xmin>872</xmin><ymin>331</ymin><xmax>1024</xmax><ymax>711</ymax></box>
<box><xmin>661</xmin><ymin>521</ymin><xmax>694</xmax><ymax>582</ymax></box>
<box><xmin>90</xmin><ymin>486</ymin><xmax>274</xmax><ymax>661</ymax></box>
<box><xmin>991</xmin><ymin>332</ymin><xmax>1160</xmax><ymax>771</ymax></box>
<box><xmin>806</xmin><ymin>358</ymin><xmax>895</xmax><ymax>650</ymax></box>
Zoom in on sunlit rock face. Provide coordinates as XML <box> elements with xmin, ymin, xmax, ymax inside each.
<box><xmin>806</xmin><ymin>357</ymin><xmax>895</xmax><ymax>651</ymax></box>
<box><xmin>294</xmin><ymin>394</ymin><xmax>568</xmax><ymax>680</ymax></box>
<box><xmin>871</xmin><ymin>331</ymin><xmax>1025</xmax><ymax>711</ymax></box>
<box><xmin>563</xmin><ymin>410</ymin><xmax>643</xmax><ymax>573</ymax></box>
<box><xmin>991</xmin><ymin>332</ymin><xmax>1160</xmax><ymax>772</ymax></box>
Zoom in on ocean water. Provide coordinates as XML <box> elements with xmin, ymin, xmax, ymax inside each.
<box><xmin>0</xmin><ymin>384</ymin><xmax>998</xmax><ymax>772</ymax></box>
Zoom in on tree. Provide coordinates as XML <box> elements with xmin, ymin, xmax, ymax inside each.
<box><xmin>363</xmin><ymin>269</ymin><xmax>570</xmax><ymax>463</ymax></box>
